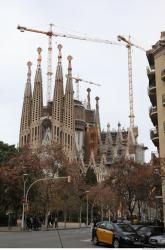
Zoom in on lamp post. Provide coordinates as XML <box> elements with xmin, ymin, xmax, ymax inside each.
<box><xmin>85</xmin><ymin>191</ymin><xmax>89</xmax><ymax>226</ymax></box>
<box><xmin>21</xmin><ymin>173</ymin><xmax>28</xmax><ymax>231</ymax></box>
<box><xmin>20</xmin><ymin>175</ymin><xmax>70</xmax><ymax>231</ymax></box>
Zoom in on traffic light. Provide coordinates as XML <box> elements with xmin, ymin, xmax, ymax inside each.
<box><xmin>68</xmin><ymin>176</ymin><xmax>71</xmax><ymax>183</ymax></box>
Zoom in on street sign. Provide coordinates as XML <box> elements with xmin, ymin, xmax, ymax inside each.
<box><xmin>21</xmin><ymin>197</ymin><xmax>26</xmax><ymax>203</ymax></box>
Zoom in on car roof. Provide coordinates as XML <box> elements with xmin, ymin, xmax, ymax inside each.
<box><xmin>139</xmin><ymin>225</ymin><xmax>164</xmax><ymax>228</ymax></box>
<box><xmin>150</xmin><ymin>234</ymin><xmax>165</xmax><ymax>239</ymax></box>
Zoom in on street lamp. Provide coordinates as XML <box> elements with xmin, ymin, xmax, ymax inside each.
<box><xmin>85</xmin><ymin>191</ymin><xmax>89</xmax><ymax>226</ymax></box>
<box><xmin>21</xmin><ymin>173</ymin><xmax>28</xmax><ymax>231</ymax></box>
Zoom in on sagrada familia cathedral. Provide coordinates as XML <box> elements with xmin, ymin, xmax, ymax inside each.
<box><xmin>19</xmin><ymin>45</ymin><xmax>147</xmax><ymax>182</ymax></box>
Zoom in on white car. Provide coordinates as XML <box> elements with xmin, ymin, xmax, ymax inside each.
<box><xmin>149</xmin><ymin>234</ymin><xmax>165</xmax><ymax>247</ymax></box>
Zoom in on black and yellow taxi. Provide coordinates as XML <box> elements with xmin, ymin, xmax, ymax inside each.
<box><xmin>93</xmin><ymin>221</ymin><xmax>143</xmax><ymax>248</ymax></box>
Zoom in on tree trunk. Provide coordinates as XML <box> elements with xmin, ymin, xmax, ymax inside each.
<box><xmin>79</xmin><ymin>202</ymin><xmax>82</xmax><ymax>228</ymax></box>
<box><xmin>64</xmin><ymin>205</ymin><xmax>67</xmax><ymax>229</ymax></box>
<box><xmin>137</xmin><ymin>200</ymin><xmax>141</xmax><ymax>221</ymax></box>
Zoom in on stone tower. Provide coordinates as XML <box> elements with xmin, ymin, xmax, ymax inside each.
<box><xmin>62</xmin><ymin>56</ymin><xmax>75</xmax><ymax>160</ymax></box>
<box><xmin>19</xmin><ymin>61</ymin><xmax>32</xmax><ymax>147</ymax></box>
<box><xmin>30</xmin><ymin>48</ymin><xmax>43</xmax><ymax>149</ymax></box>
<box><xmin>52</xmin><ymin>44</ymin><xmax>64</xmax><ymax>145</ymax></box>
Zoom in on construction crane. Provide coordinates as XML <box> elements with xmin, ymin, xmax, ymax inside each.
<box><xmin>117</xmin><ymin>35</ymin><xmax>146</xmax><ymax>128</ymax></box>
<box><xmin>17</xmin><ymin>24</ymin><xmax>145</xmax><ymax>128</ymax></box>
<box><xmin>66</xmin><ymin>74</ymin><xmax>101</xmax><ymax>100</ymax></box>
<box><xmin>47</xmin><ymin>23</ymin><xmax>54</xmax><ymax>102</ymax></box>
<box><xmin>17</xmin><ymin>24</ymin><xmax>122</xmax><ymax>103</ymax></box>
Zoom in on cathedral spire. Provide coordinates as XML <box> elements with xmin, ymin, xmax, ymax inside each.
<box><xmin>55</xmin><ymin>44</ymin><xmax>63</xmax><ymax>82</ymax></box>
<box><xmin>19</xmin><ymin>61</ymin><xmax>33</xmax><ymax>147</ymax></box>
<box><xmin>31</xmin><ymin>48</ymin><xmax>43</xmax><ymax>146</ymax></box>
<box><xmin>95</xmin><ymin>96</ymin><xmax>101</xmax><ymax>130</ymax></box>
<box><xmin>87</xmin><ymin>88</ymin><xmax>91</xmax><ymax>110</ymax></box>
<box><xmin>37</xmin><ymin>47</ymin><xmax>42</xmax><ymax>69</ymax></box>
<box><xmin>57</xmin><ymin>44</ymin><xmax>62</xmax><ymax>65</ymax></box>
<box><xmin>107</xmin><ymin>123</ymin><xmax>110</xmax><ymax>133</ymax></box>
<box><xmin>116</xmin><ymin>121</ymin><xmax>123</xmax><ymax>144</ymax></box>
<box><xmin>65</xmin><ymin>55</ymin><xmax>73</xmax><ymax>92</ymax></box>
<box><xmin>34</xmin><ymin>47</ymin><xmax>42</xmax><ymax>84</ymax></box>
<box><xmin>24</xmin><ymin>61</ymin><xmax>32</xmax><ymax>97</ymax></box>
<box><xmin>105</xmin><ymin>122</ymin><xmax>113</xmax><ymax>145</ymax></box>
<box><xmin>52</xmin><ymin>44</ymin><xmax>64</xmax><ymax>141</ymax></box>
<box><xmin>67</xmin><ymin>55</ymin><xmax>72</xmax><ymax>75</ymax></box>
<box><xmin>27</xmin><ymin>61</ymin><xmax>32</xmax><ymax>81</ymax></box>
<box><xmin>63</xmin><ymin>55</ymin><xmax>75</xmax><ymax>160</ymax></box>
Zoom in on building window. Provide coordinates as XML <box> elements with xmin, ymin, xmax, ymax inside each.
<box><xmin>57</xmin><ymin>127</ymin><xmax>59</xmax><ymax>137</ymax></box>
<box><xmin>35</xmin><ymin>127</ymin><xmax>37</xmax><ymax>140</ymax></box>
<box><xmin>32</xmin><ymin>128</ymin><xmax>34</xmax><ymax>141</ymax></box>
<box><xmin>163</xmin><ymin>122</ymin><xmax>165</xmax><ymax>133</ymax></box>
<box><xmin>78</xmin><ymin>131</ymin><xmax>80</xmax><ymax>145</ymax></box>
<box><xmin>162</xmin><ymin>94</ymin><xmax>165</xmax><ymax>106</ymax></box>
<box><xmin>60</xmin><ymin>131</ymin><xmax>62</xmax><ymax>143</ymax></box>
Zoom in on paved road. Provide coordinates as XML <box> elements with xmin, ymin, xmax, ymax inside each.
<box><xmin>0</xmin><ymin>228</ymin><xmax>99</xmax><ymax>248</ymax></box>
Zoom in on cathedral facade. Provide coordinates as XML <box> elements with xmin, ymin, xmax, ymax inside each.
<box><xmin>19</xmin><ymin>45</ymin><xmax>146</xmax><ymax>181</ymax></box>
<box><xmin>19</xmin><ymin>45</ymin><xmax>75</xmax><ymax>161</ymax></box>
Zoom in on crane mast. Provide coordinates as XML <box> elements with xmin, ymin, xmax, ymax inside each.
<box><xmin>117</xmin><ymin>35</ymin><xmax>145</xmax><ymax>128</ymax></box>
<box><xmin>117</xmin><ymin>35</ymin><xmax>134</xmax><ymax>128</ymax></box>
<box><xmin>47</xmin><ymin>23</ymin><xmax>54</xmax><ymax>102</ymax></box>
<box><xmin>127</xmin><ymin>36</ymin><xmax>134</xmax><ymax>128</ymax></box>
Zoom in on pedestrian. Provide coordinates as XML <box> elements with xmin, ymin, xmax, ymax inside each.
<box><xmin>91</xmin><ymin>217</ymin><xmax>98</xmax><ymax>241</ymax></box>
<box><xmin>48</xmin><ymin>214</ymin><xmax>52</xmax><ymax>228</ymax></box>
<box><xmin>55</xmin><ymin>217</ymin><xmax>58</xmax><ymax>228</ymax></box>
<box><xmin>29</xmin><ymin>215</ymin><xmax>33</xmax><ymax>230</ymax></box>
<box><xmin>33</xmin><ymin>215</ymin><xmax>39</xmax><ymax>231</ymax></box>
<box><xmin>25</xmin><ymin>216</ymin><xmax>31</xmax><ymax>230</ymax></box>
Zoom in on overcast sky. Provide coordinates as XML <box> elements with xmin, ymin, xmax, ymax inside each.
<box><xmin>0</xmin><ymin>0</ymin><xmax>164</xmax><ymax>162</ymax></box>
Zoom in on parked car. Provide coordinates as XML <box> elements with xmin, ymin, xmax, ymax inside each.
<box><xmin>136</xmin><ymin>225</ymin><xmax>165</xmax><ymax>245</ymax></box>
<box><xmin>149</xmin><ymin>233</ymin><xmax>165</xmax><ymax>247</ymax></box>
<box><xmin>92</xmin><ymin>221</ymin><xmax>143</xmax><ymax>248</ymax></box>
<box><xmin>131</xmin><ymin>224</ymin><xmax>142</xmax><ymax>230</ymax></box>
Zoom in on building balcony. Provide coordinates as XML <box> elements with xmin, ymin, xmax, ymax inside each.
<box><xmin>150</xmin><ymin>128</ymin><xmax>159</xmax><ymax>148</ymax></box>
<box><xmin>146</xmin><ymin>50</ymin><xmax>155</xmax><ymax>70</ymax></box>
<box><xmin>147</xmin><ymin>66</ymin><xmax>155</xmax><ymax>80</ymax></box>
<box><xmin>75</xmin><ymin>119</ymin><xmax>86</xmax><ymax>131</ymax></box>
<box><xmin>148</xmin><ymin>84</ymin><xmax>156</xmax><ymax>106</ymax></box>
<box><xmin>149</xmin><ymin>106</ymin><xmax>158</xmax><ymax>126</ymax></box>
<box><xmin>161</xmin><ymin>68</ymin><xmax>165</xmax><ymax>81</ymax></box>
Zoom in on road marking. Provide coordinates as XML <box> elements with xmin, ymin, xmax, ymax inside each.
<box><xmin>80</xmin><ymin>239</ymin><xmax>91</xmax><ymax>242</ymax></box>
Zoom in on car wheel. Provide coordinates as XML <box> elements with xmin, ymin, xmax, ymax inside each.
<box><xmin>113</xmin><ymin>238</ymin><xmax>120</xmax><ymax>248</ymax></box>
<box><xmin>93</xmin><ymin>235</ymin><xmax>99</xmax><ymax>245</ymax></box>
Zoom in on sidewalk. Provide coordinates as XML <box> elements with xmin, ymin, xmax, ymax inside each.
<box><xmin>0</xmin><ymin>222</ymin><xmax>88</xmax><ymax>232</ymax></box>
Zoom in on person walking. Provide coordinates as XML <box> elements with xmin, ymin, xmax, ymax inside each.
<box><xmin>55</xmin><ymin>217</ymin><xmax>58</xmax><ymax>228</ymax></box>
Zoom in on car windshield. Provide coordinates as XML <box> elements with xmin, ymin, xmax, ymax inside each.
<box><xmin>138</xmin><ymin>227</ymin><xmax>152</xmax><ymax>233</ymax></box>
<box><xmin>116</xmin><ymin>223</ymin><xmax>135</xmax><ymax>233</ymax></box>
